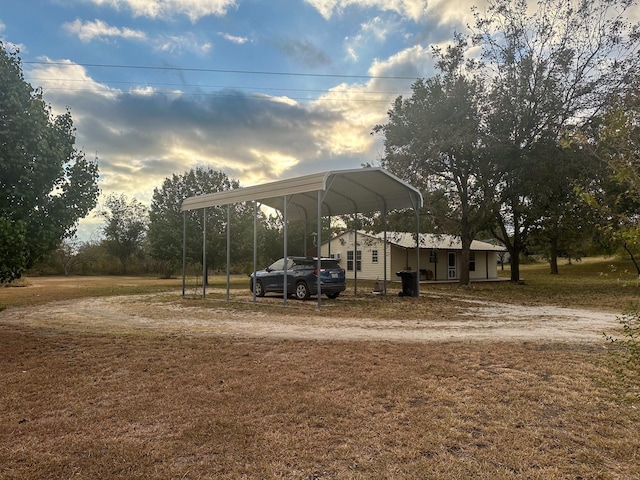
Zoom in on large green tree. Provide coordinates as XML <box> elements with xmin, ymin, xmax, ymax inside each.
<box><xmin>148</xmin><ymin>167</ymin><xmax>256</xmax><ymax>277</ymax></box>
<box><xmin>472</xmin><ymin>0</ymin><xmax>640</xmax><ymax>282</ymax></box>
<box><xmin>98</xmin><ymin>194</ymin><xmax>148</xmax><ymax>274</ymax></box>
<box><xmin>373</xmin><ymin>38</ymin><xmax>489</xmax><ymax>285</ymax></box>
<box><xmin>0</xmin><ymin>42</ymin><xmax>99</xmax><ymax>282</ymax></box>
<box><xmin>580</xmin><ymin>82</ymin><xmax>640</xmax><ymax>275</ymax></box>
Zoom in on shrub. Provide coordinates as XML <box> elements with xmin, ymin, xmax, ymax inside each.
<box><xmin>605</xmin><ymin>308</ymin><xmax>640</xmax><ymax>402</ymax></box>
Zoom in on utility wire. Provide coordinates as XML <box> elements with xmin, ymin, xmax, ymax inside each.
<box><xmin>23</xmin><ymin>60</ymin><xmax>418</xmax><ymax>81</ymax></box>
<box><xmin>26</xmin><ymin>85</ymin><xmax>401</xmax><ymax>104</ymax></box>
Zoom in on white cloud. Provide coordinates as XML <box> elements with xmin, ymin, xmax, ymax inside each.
<box><xmin>304</xmin><ymin>0</ymin><xmax>485</xmax><ymax>27</ymax></box>
<box><xmin>64</xmin><ymin>18</ymin><xmax>147</xmax><ymax>43</ymax></box>
<box><xmin>63</xmin><ymin>18</ymin><xmax>211</xmax><ymax>55</ymax></box>
<box><xmin>310</xmin><ymin>44</ymin><xmax>433</xmax><ymax>158</ymax></box>
<box><xmin>0</xmin><ymin>20</ymin><xmax>5</xmax><ymax>32</ymax></box>
<box><xmin>153</xmin><ymin>33</ymin><xmax>212</xmax><ymax>54</ymax></box>
<box><xmin>24</xmin><ymin>43</ymin><xmax>434</xmax><ymax>239</ymax></box>
<box><xmin>218</xmin><ymin>32</ymin><xmax>248</xmax><ymax>44</ymax></box>
<box><xmin>369</xmin><ymin>44</ymin><xmax>431</xmax><ymax>78</ymax></box>
<box><xmin>345</xmin><ymin>16</ymin><xmax>396</xmax><ymax>63</ymax></box>
<box><xmin>87</xmin><ymin>0</ymin><xmax>237</xmax><ymax>22</ymax></box>
<box><xmin>26</xmin><ymin>59</ymin><xmax>118</xmax><ymax>117</ymax></box>
<box><xmin>305</xmin><ymin>0</ymin><xmax>427</xmax><ymax>21</ymax></box>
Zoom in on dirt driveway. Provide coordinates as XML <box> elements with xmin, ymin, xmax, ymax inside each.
<box><xmin>2</xmin><ymin>289</ymin><xmax>620</xmax><ymax>343</ymax></box>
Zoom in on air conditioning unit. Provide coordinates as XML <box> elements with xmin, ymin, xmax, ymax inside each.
<box><xmin>333</xmin><ymin>253</ymin><xmax>341</xmax><ymax>260</ymax></box>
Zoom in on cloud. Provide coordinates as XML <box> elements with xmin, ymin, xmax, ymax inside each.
<box><xmin>153</xmin><ymin>33</ymin><xmax>212</xmax><ymax>54</ymax></box>
<box><xmin>345</xmin><ymin>15</ymin><xmax>397</xmax><ymax>62</ymax></box>
<box><xmin>24</xmin><ymin>42</ymin><xmax>434</xmax><ymax>238</ymax></box>
<box><xmin>63</xmin><ymin>18</ymin><xmax>212</xmax><ymax>55</ymax></box>
<box><xmin>218</xmin><ymin>32</ymin><xmax>248</xmax><ymax>44</ymax></box>
<box><xmin>64</xmin><ymin>18</ymin><xmax>147</xmax><ymax>43</ymax></box>
<box><xmin>26</xmin><ymin>59</ymin><xmax>340</xmax><ymax>196</ymax></box>
<box><xmin>86</xmin><ymin>0</ymin><xmax>238</xmax><ymax>22</ymax></box>
<box><xmin>274</xmin><ymin>38</ymin><xmax>331</xmax><ymax>68</ymax></box>
<box><xmin>309</xmin><ymin>44</ymin><xmax>433</xmax><ymax>160</ymax></box>
<box><xmin>305</xmin><ymin>0</ymin><xmax>427</xmax><ymax>21</ymax></box>
<box><xmin>304</xmin><ymin>0</ymin><xmax>484</xmax><ymax>29</ymax></box>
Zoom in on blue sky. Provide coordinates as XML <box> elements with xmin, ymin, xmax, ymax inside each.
<box><xmin>2</xmin><ymin>0</ymin><xmax>484</xmax><ymax>237</ymax></box>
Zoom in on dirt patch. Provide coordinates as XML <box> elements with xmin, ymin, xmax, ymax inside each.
<box><xmin>1</xmin><ymin>291</ymin><xmax>619</xmax><ymax>343</ymax></box>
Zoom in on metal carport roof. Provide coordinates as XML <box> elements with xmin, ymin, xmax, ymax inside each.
<box><xmin>181</xmin><ymin>167</ymin><xmax>423</xmax><ymax>219</ymax></box>
<box><xmin>180</xmin><ymin>167</ymin><xmax>423</xmax><ymax>308</ymax></box>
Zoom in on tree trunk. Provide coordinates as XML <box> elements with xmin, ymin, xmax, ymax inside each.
<box><xmin>623</xmin><ymin>242</ymin><xmax>640</xmax><ymax>277</ymax></box>
<box><xmin>459</xmin><ymin>235</ymin><xmax>472</xmax><ymax>287</ymax></box>
<box><xmin>549</xmin><ymin>251</ymin><xmax>559</xmax><ymax>275</ymax></box>
<box><xmin>549</xmin><ymin>237</ymin><xmax>559</xmax><ymax>275</ymax></box>
<box><xmin>510</xmin><ymin>249</ymin><xmax>520</xmax><ymax>283</ymax></box>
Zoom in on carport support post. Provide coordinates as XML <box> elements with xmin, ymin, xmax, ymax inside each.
<box><xmin>415</xmin><ymin>208</ymin><xmax>420</xmax><ymax>296</ymax></box>
<box><xmin>317</xmin><ymin>190</ymin><xmax>323</xmax><ymax>310</ymax></box>
<box><xmin>182</xmin><ymin>210</ymin><xmax>186</xmax><ymax>298</ymax></box>
<box><xmin>226</xmin><ymin>204</ymin><xmax>231</xmax><ymax>302</ymax></box>
<box><xmin>202</xmin><ymin>207</ymin><xmax>207</xmax><ymax>300</ymax></box>
<box><xmin>283</xmin><ymin>195</ymin><xmax>288</xmax><ymax>307</ymax></box>
<box><xmin>252</xmin><ymin>201</ymin><xmax>257</xmax><ymax>304</ymax></box>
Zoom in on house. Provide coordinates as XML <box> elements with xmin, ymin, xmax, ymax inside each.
<box><xmin>320</xmin><ymin>231</ymin><xmax>507</xmax><ymax>282</ymax></box>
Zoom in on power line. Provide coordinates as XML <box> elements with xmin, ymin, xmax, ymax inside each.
<box><xmin>23</xmin><ymin>60</ymin><xmax>418</xmax><ymax>81</ymax></box>
<box><xmin>24</xmin><ymin>76</ymin><xmax>412</xmax><ymax>97</ymax></box>
<box><xmin>26</xmin><ymin>85</ymin><xmax>402</xmax><ymax>104</ymax></box>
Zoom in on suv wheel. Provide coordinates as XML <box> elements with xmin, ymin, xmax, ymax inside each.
<box><xmin>327</xmin><ymin>292</ymin><xmax>340</xmax><ymax>299</ymax></box>
<box><xmin>254</xmin><ymin>279</ymin><xmax>265</xmax><ymax>297</ymax></box>
<box><xmin>295</xmin><ymin>281</ymin><xmax>310</xmax><ymax>300</ymax></box>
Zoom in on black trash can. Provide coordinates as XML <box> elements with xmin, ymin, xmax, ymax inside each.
<box><xmin>396</xmin><ymin>270</ymin><xmax>418</xmax><ymax>297</ymax></box>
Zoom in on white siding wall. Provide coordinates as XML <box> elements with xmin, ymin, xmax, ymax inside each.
<box><xmin>322</xmin><ymin>233</ymin><xmax>502</xmax><ymax>281</ymax></box>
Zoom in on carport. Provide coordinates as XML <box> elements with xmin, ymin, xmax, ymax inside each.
<box><xmin>180</xmin><ymin>167</ymin><xmax>423</xmax><ymax>308</ymax></box>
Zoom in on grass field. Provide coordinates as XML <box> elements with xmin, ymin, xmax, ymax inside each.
<box><xmin>1</xmin><ymin>257</ymin><xmax>640</xmax><ymax>479</ymax></box>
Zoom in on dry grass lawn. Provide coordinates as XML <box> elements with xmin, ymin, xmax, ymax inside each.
<box><xmin>1</xmin><ymin>259</ymin><xmax>640</xmax><ymax>479</ymax></box>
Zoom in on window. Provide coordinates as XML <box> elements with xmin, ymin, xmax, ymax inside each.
<box><xmin>469</xmin><ymin>251</ymin><xmax>476</xmax><ymax>272</ymax></box>
<box><xmin>429</xmin><ymin>250</ymin><xmax>437</xmax><ymax>263</ymax></box>
<box><xmin>372</xmin><ymin>249</ymin><xmax>378</xmax><ymax>264</ymax></box>
<box><xmin>347</xmin><ymin>250</ymin><xmax>362</xmax><ymax>271</ymax></box>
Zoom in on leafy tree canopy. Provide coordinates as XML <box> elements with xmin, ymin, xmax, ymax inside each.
<box><xmin>98</xmin><ymin>194</ymin><xmax>148</xmax><ymax>274</ymax></box>
<box><xmin>148</xmin><ymin>167</ymin><xmax>255</xmax><ymax>275</ymax></box>
<box><xmin>0</xmin><ymin>42</ymin><xmax>99</xmax><ymax>282</ymax></box>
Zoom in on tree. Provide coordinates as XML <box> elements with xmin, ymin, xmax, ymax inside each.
<box><xmin>99</xmin><ymin>194</ymin><xmax>148</xmax><ymax>274</ymax></box>
<box><xmin>0</xmin><ymin>42</ymin><xmax>99</xmax><ymax>282</ymax></box>
<box><xmin>373</xmin><ymin>38</ymin><xmax>489</xmax><ymax>285</ymax></box>
<box><xmin>472</xmin><ymin>0</ymin><xmax>640</xmax><ymax>282</ymax></box>
<box><xmin>148</xmin><ymin>167</ymin><xmax>255</xmax><ymax>278</ymax></box>
<box><xmin>524</xmin><ymin>137</ymin><xmax>599</xmax><ymax>273</ymax></box>
<box><xmin>580</xmin><ymin>82</ymin><xmax>640</xmax><ymax>276</ymax></box>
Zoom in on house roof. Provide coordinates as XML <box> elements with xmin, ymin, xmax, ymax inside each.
<box><xmin>333</xmin><ymin>231</ymin><xmax>507</xmax><ymax>252</ymax></box>
<box><xmin>181</xmin><ymin>167</ymin><xmax>423</xmax><ymax>221</ymax></box>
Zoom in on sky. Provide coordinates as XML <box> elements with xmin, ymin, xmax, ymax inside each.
<box><xmin>3</xmin><ymin>0</ymin><xmax>486</xmax><ymax>238</ymax></box>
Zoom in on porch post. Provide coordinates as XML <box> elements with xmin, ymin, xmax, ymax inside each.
<box><xmin>354</xmin><ymin>220</ymin><xmax>358</xmax><ymax>297</ymax></box>
<box><xmin>383</xmin><ymin>211</ymin><xmax>387</xmax><ymax>296</ymax></box>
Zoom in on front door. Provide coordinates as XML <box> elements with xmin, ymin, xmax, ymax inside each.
<box><xmin>447</xmin><ymin>252</ymin><xmax>457</xmax><ymax>280</ymax></box>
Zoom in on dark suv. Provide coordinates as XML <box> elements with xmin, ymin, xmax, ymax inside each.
<box><xmin>250</xmin><ymin>257</ymin><xmax>346</xmax><ymax>300</ymax></box>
